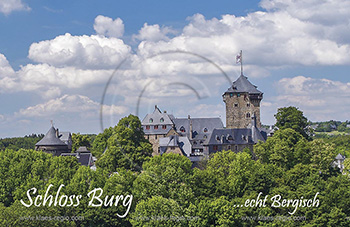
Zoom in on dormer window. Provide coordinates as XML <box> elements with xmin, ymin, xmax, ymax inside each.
<box><xmin>216</xmin><ymin>135</ymin><xmax>220</xmax><ymax>141</ymax></box>
<box><xmin>203</xmin><ymin>128</ymin><xmax>208</xmax><ymax>133</ymax></box>
<box><xmin>162</xmin><ymin>125</ymin><xmax>166</xmax><ymax>129</ymax></box>
<box><xmin>146</xmin><ymin>126</ymin><xmax>150</xmax><ymax>130</ymax></box>
<box><xmin>180</xmin><ymin>126</ymin><xmax>186</xmax><ymax>132</ymax></box>
<box><xmin>160</xmin><ymin>118</ymin><xmax>164</xmax><ymax>123</ymax></box>
<box><xmin>227</xmin><ymin>135</ymin><xmax>233</xmax><ymax>140</ymax></box>
<box><xmin>154</xmin><ymin>125</ymin><xmax>158</xmax><ymax>129</ymax></box>
<box><xmin>149</xmin><ymin>118</ymin><xmax>153</xmax><ymax>123</ymax></box>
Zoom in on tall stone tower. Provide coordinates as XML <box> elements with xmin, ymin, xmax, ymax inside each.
<box><xmin>223</xmin><ymin>75</ymin><xmax>263</xmax><ymax>129</ymax></box>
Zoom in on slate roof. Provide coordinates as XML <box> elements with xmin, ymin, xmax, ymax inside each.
<box><xmin>59</xmin><ymin>132</ymin><xmax>71</xmax><ymax>143</ymax></box>
<box><xmin>142</xmin><ymin>105</ymin><xmax>174</xmax><ymax>135</ymax></box>
<box><xmin>35</xmin><ymin>126</ymin><xmax>68</xmax><ymax>147</ymax></box>
<box><xmin>206</xmin><ymin>127</ymin><xmax>266</xmax><ymax>146</ymax></box>
<box><xmin>159</xmin><ymin>135</ymin><xmax>191</xmax><ymax>156</ymax></box>
<box><xmin>60</xmin><ymin>153</ymin><xmax>93</xmax><ymax>166</ymax></box>
<box><xmin>225</xmin><ymin>75</ymin><xmax>262</xmax><ymax>95</ymax></box>
<box><xmin>76</xmin><ymin>146</ymin><xmax>90</xmax><ymax>153</ymax></box>
<box><xmin>173</xmin><ymin>117</ymin><xmax>224</xmax><ymax>141</ymax></box>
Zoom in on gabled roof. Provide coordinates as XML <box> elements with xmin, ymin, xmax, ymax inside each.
<box><xmin>141</xmin><ymin>105</ymin><xmax>174</xmax><ymax>125</ymax></box>
<box><xmin>59</xmin><ymin>132</ymin><xmax>71</xmax><ymax>142</ymax></box>
<box><xmin>35</xmin><ymin>126</ymin><xmax>68</xmax><ymax>147</ymax></box>
<box><xmin>225</xmin><ymin>75</ymin><xmax>262</xmax><ymax>95</ymax></box>
<box><xmin>141</xmin><ymin>105</ymin><xmax>175</xmax><ymax>135</ymax></box>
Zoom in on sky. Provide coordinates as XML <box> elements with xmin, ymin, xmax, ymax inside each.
<box><xmin>0</xmin><ymin>0</ymin><xmax>350</xmax><ymax>138</ymax></box>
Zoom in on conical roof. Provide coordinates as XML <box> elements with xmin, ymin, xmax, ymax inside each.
<box><xmin>225</xmin><ymin>75</ymin><xmax>262</xmax><ymax>94</ymax></box>
<box><xmin>35</xmin><ymin>126</ymin><xmax>67</xmax><ymax>146</ymax></box>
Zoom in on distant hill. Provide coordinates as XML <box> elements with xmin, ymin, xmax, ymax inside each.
<box><xmin>0</xmin><ymin>134</ymin><xmax>44</xmax><ymax>151</ymax></box>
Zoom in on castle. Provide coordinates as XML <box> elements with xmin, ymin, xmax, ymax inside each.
<box><xmin>141</xmin><ymin>74</ymin><xmax>267</xmax><ymax>163</ymax></box>
<box><xmin>35</xmin><ymin>125</ymin><xmax>94</xmax><ymax>167</ymax></box>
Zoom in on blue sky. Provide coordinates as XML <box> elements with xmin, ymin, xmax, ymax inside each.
<box><xmin>0</xmin><ymin>0</ymin><xmax>350</xmax><ymax>137</ymax></box>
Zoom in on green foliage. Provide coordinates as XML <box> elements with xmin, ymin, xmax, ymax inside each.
<box><xmin>96</xmin><ymin>114</ymin><xmax>153</xmax><ymax>172</ymax></box>
<box><xmin>0</xmin><ymin>134</ymin><xmax>43</xmax><ymax>151</ymax></box>
<box><xmin>254</xmin><ymin>128</ymin><xmax>311</xmax><ymax>169</ymax></box>
<box><xmin>1</xmin><ymin>112</ymin><xmax>350</xmax><ymax>226</ymax></box>
<box><xmin>274</xmin><ymin>106</ymin><xmax>309</xmax><ymax>139</ymax></box>
<box><xmin>71</xmin><ymin>133</ymin><xmax>92</xmax><ymax>152</ymax></box>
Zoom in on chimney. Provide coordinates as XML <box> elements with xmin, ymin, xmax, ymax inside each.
<box><xmin>56</xmin><ymin>128</ymin><xmax>59</xmax><ymax>138</ymax></box>
<box><xmin>189</xmin><ymin>115</ymin><xmax>193</xmax><ymax>139</ymax></box>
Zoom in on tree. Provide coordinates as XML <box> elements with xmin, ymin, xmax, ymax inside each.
<box><xmin>71</xmin><ymin>133</ymin><xmax>92</xmax><ymax>152</ymax></box>
<box><xmin>274</xmin><ymin>106</ymin><xmax>309</xmax><ymax>139</ymax></box>
<box><xmin>96</xmin><ymin>115</ymin><xmax>153</xmax><ymax>172</ymax></box>
<box><xmin>254</xmin><ymin>128</ymin><xmax>311</xmax><ymax>169</ymax></box>
<box><xmin>133</xmin><ymin>153</ymin><xmax>194</xmax><ymax>207</ymax></box>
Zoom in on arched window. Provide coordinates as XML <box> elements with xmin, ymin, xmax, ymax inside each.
<box><xmin>160</xmin><ymin>118</ymin><xmax>164</xmax><ymax>123</ymax></box>
<box><xmin>246</xmin><ymin>113</ymin><xmax>251</xmax><ymax>118</ymax></box>
<box><xmin>149</xmin><ymin>118</ymin><xmax>153</xmax><ymax>123</ymax></box>
<box><xmin>203</xmin><ymin>128</ymin><xmax>208</xmax><ymax>133</ymax></box>
<box><xmin>180</xmin><ymin>126</ymin><xmax>186</xmax><ymax>132</ymax></box>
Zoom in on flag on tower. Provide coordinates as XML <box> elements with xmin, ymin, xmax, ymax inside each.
<box><xmin>236</xmin><ymin>52</ymin><xmax>242</xmax><ymax>64</ymax></box>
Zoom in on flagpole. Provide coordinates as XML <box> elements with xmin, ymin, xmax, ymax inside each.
<box><xmin>240</xmin><ymin>50</ymin><xmax>243</xmax><ymax>76</ymax></box>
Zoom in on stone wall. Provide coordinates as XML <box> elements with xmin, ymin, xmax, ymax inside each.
<box><xmin>223</xmin><ymin>92</ymin><xmax>261</xmax><ymax>128</ymax></box>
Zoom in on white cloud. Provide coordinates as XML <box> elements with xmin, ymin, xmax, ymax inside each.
<box><xmin>93</xmin><ymin>15</ymin><xmax>124</xmax><ymax>38</ymax></box>
<box><xmin>17</xmin><ymin>94</ymin><xmax>128</xmax><ymax>118</ymax></box>
<box><xmin>28</xmin><ymin>33</ymin><xmax>131</xmax><ymax>69</ymax></box>
<box><xmin>2</xmin><ymin>0</ymin><xmax>350</xmax><ymax>132</ymax></box>
<box><xmin>133</xmin><ymin>23</ymin><xmax>173</xmax><ymax>42</ymax></box>
<box><xmin>0</xmin><ymin>54</ymin><xmax>15</xmax><ymax>77</ymax></box>
<box><xmin>275</xmin><ymin>76</ymin><xmax>350</xmax><ymax>121</ymax></box>
<box><xmin>0</xmin><ymin>0</ymin><xmax>30</xmax><ymax>15</ymax></box>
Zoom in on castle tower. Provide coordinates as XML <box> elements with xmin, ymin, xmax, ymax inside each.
<box><xmin>223</xmin><ymin>75</ymin><xmax>263</xmax><ymax>128</ymax></box>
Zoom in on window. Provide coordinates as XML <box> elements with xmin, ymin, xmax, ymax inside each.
<box><xmin>155</xmin><ymin>135</ymin><xmax>157</xmax><ymax>139</ymax></box>
<box><xmin>213</xmin><ymin>145</ymin><xmax>218</xmax><ymax>151</ymax></box>
<box><xmin>146</xmin><ymin>125</ymin><xmax>150</xmax><ymax>130</ymax></box>
<box><xmin>246</xmin><ymin>113</ymin><xmax>251</xmax><ymax>118</ymax></box>
<box><xmin>234</xmin><ymin>103</ymin><xmax>238</xmax><ymax>107</ymax></box>
<box><xmin>228</xmin><ymin>145</ymin><xmax>231</xmax><ymax>150</ymax></box>
<box><xmin>147</xmin><ymin>135</ymin><xmax>149</xmax><ymax>140</ymax></box>
<box><xmin>237</xmin><ymin>93</ymin><xmax>241</xmax><ymax>97</ymax></box>
<box><xmin>203</xmin><ymin>128</ymin><xmax>208</xmax><ymax>132</ymax></box>
<box><xmin>149</xmin><ymin>118</ymin><xmax>153</xmax><ymax>123</ymax></box>
<box><xmin>160</xmin><ymin>118</ymin><xmax>164</xmax><ymax>123</ymax></box>
<box><xmin>203</xmin><ymin>135</ymin><xmax>207</xmax><ymax>139</ymax></box>
<box><xmin>180</xmin><ymin>126</ymin><xmax>186</xmax><ymax>132</ymax></box>
<box><xmin>247</xmin><ymin>103</ymin><xmax>250</xmax><ymax>107</ymax></box>
<box><xmin>171</xmin><ymin>147</ymin><xmax>175</xmax><ymax>150</ymax></box>
<box><xmin>162</xmin><ymin>125</ymin><xmax>167</xmax><ymax>129</ymax></box>
<box><xmin>230</xmin><ymin>93</ymin><xmax>233</xmax><ymax>97</ymax></box>
<box><xmin>227</xmin><ymin>135</ymin><xmax>233</xmax><ymax>140</ymax></box>
<box><xmin>235</xmin><ymin>145</ymin><xmax>238</xmax><ymax>151</ymax></box>
<box><xmin>154</xmin><ymin>125</ymin><xmax>158</xmax><ymax>129</ymax></box>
